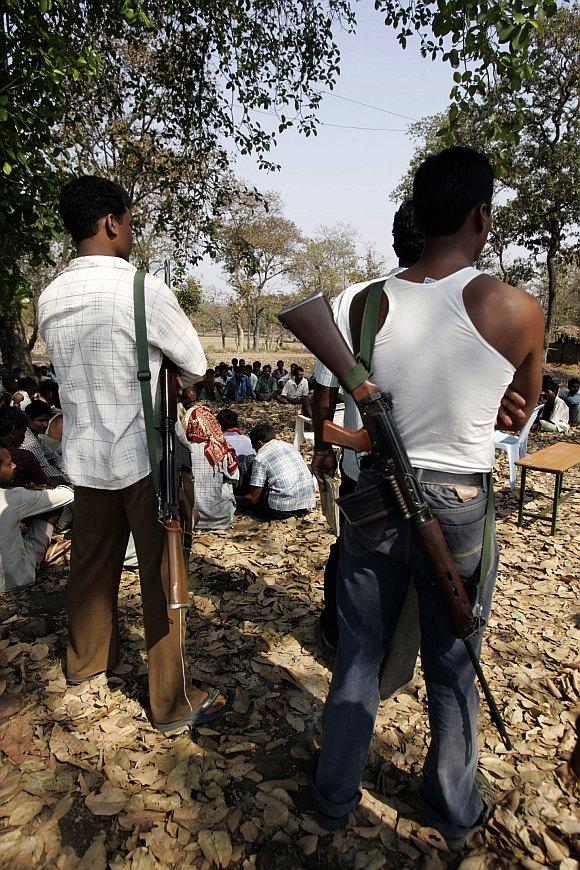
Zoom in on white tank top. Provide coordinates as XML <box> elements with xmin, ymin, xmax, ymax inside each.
<box><xmin>367</xmin><ymin>266</ymin><xmax>515</xmax><ymax>474</ymax></box>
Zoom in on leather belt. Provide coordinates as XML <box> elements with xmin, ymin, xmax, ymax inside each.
<box><xmin>413</xmin><ymin>468</ymin><xmax>487</xmax><ymax>489</ymax></box>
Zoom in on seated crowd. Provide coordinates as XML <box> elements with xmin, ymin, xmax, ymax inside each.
<box><xmin>0</xmin><ymin>356</ymin><xmax>576</xmax><ymax>595</ymax></box>
<box><xmin>0</xmin><ymin>360</ymin><xmax>317</xmax><ymax>593</ymax></box>
<box><xmin>184</xmin><ymin>358</ymin><xmax>314</xmax><ymax>418</ymax></box>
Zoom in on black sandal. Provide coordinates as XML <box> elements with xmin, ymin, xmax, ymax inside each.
<box><xmin>152</xmin><ymin>688</ymin><xmax>233</xmax><ymax>733</ymax></box>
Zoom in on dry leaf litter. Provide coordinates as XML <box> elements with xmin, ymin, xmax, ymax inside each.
<box><xmin>0</xmin><ymin>400</ymin><xmax>578</xmax><ymax>870</ymax></box>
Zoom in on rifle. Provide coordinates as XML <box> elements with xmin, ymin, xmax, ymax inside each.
<box><xmin>278</xmin><ymin>291</ymin><xmax>512</xmax><ymax>750</ymax></box>
<box><xmin>161</xmin><ymin>259</ymin><xmax>189</xmax><ymax>610</ymax></box>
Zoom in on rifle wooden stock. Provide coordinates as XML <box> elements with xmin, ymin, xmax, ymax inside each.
<box><xmin>160</xmin><ymin>358</ymin><xmax>189</xmax><ymax>610</ymax></box>
<box><xmin>323</xmin><ymin>421</ymin><xmax>371</xmax><ymax>453</ymax></box>
<box><xmin>279</xmin><ymin>292</ymin><xmax>362</xmax><ymax>384</ymax></box>
<box><xmin>165</xmin><ymin>519</ymin><xmax>189</xmax><ymax>610</ymax></box>
<box><xmin>413</xmin><ymin>518</ymin><xmax>475</xmax><ymax>639</ymax></box>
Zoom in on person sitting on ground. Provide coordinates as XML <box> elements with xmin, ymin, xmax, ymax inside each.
<box><xmin>244</xmin><ymin>364</ymin><xmax>258</xmax><ymax>392</ymax></box>
<box><xmin>0</xmin><ymin>407</ymin><xmax>51</xmax><ymax>488</ymax></box>
<box><xmin>255</xmin><ymin>364</ymin><xmax>278</xmax><ymax>401</ymax></box>
<box><xmin>18</xmin><ymin>377</ymin><xmax>39</xmax><ymax>400</ymax></box>
<box><xmin>0</xmin><ymin>448</ymin><xmax>74</xmax><ymax>592</ymax></box>
<box><xmin>560</xmin><ymin>377</ymin><xmax>579</xmax><ymax>426</ymax></box>
<box><xmin>177</xmin><ymin>386</ymin><xmax>197</xmax><ymax>424</ymax></box>
<box><xmin>38</xmin><ymin>379</ymin><xmax>60</xmax><ymax>409</ymax></box>
<box><xmin>223</xmin><ymin>367</ymin><xmax>254</xmax><ymax>402</ymax></box>
<box><xmin>236</xmin><ymin>422</ymin><xmax>316</xmax><ymax>519</ymax></box>
<box><xmin>40</xmin><ymin>411</ymin><xmax>64</xmax><ymax>457</ymax></box>
<box><xmin>537</xmin><ymin>377</ymin><xmax>570</xmax><ymax>432</ymax></box>
<box><xmin>217</xmin><ymin>408</ymin><xmax>256</xmax><ymax>496</ymax></box>
<box><xmin>252</xmin><ymin>361</ymin><xmax>262</xmax><ymax>378</ymax></box>
<box><xmin>12</xmin><ymin>389</ymin><xmax>31</xmax><ymax>410</ymax></box>
<box><xmin>197</xmin><ymin>368</ymin><xmax>223</xmax><ymax>402</ymax></box>
<box><xmin>216</xmin><ymin>408</ymin><xmax>256</xmax><ymax>458</ymax></box>
<box><xmin>214</xmin><ymin>363</ymin><xmax>231</xmax><ymax>388</ymax></box>
<box><xmin>272</xmin><ymin>360</ymin><xmax>288</xmax><ymax>383</ymax></box>
<box><xmin>179</xmin><ymin>390</ymin><xmax>239</xmax><ymax>530</ymax></box>
<box><xmin>231</xmin><ymin>357</ymin><xmax>238</xmax><ymax>372</ymax></box>
<box><xmin>23</xmin><ymin>400</ymin><xmax>69</xmax><ymax>484</ymax></box>
<box><xmin>0</xmin><ymin>392</ymin><xmax>11</xmax><ymax>408</ymax></box>
<box><xmin>277</xmin><ymin>365</ymin><xmax>312</xmax><ymax>417</ymax></box>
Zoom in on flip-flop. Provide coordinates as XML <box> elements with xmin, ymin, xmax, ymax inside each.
<box><xmin>152</xmin><ymin>688</ymin><xmax>233</xmax><ymax>733</ymax></box>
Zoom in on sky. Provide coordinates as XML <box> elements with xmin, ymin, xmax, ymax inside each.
<box><xmin>195</xmin><ymin>4</ymin><xmax>454</xmax><ymax>290</ymax></box>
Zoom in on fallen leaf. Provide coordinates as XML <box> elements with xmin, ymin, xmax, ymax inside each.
<box><xmin>197</xmin><ymin>829</ymin><xmax>232</xmax><ymax>868</ymax></box>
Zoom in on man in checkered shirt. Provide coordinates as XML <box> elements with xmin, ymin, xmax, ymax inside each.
<box><xmin>236</xmin><ymin>422</ymin><xmax>315</xmax><ymax>519</ymax></box>
<box><xmin>38</xmin><ymin>176</ymin><xmax>229</xmax><ymax>731</ymax></box>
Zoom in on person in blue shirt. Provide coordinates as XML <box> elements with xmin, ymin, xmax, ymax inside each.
<box><xmin>223</xmin><ymin>367</ymin><xmax>254</xmax><ymax>402</ymax></box>
<box><xmin>560</xmin><ymin>377</ymin><xmax>579</xmax><ymax>425</ymax></box>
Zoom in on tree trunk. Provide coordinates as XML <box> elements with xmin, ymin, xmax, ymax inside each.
<box><xmin>252</xmin><ymin>313</ymin><xmax>261</xmax><ymax>352</ymax></box>
<box><xmin>545</xmin><ymin>247</ymin><xmax>558</xmax><ymax>348</ymax></box>
<box><xmin>220</xmin><ymin>324</ymin><xmax>227</xmax><ymax>350</ymax></box>
<box><xmin>0</xmin><ymin>312</ymin><xmax>34</xmax><ymax>377</ymax></box>
<box><xmin>234</xmin><ymin>317</ymin><xmax>244</xmax><ymax>351</ymax></box>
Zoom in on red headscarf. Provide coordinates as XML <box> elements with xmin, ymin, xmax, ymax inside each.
<box><xmin>184</xmin><ymin>405</ymin><xmax>239</xmax><ymax>475</ymax></box>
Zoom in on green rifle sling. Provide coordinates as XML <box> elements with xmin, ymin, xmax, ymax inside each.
<box><xmin>133</xmin><ymin>271</ymin><xmax>160</xmax><ymax>495</ymax></box>
<box><xmin>338</xmin><ymin>279</ymin><xmax>386</xmax><ymax>393</ymax></box>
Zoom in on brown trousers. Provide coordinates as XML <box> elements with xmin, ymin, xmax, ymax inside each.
<box><xmin>67</xmin><ymin>474</ymin><xmax>196</xmax><ymax>723</ymax></box>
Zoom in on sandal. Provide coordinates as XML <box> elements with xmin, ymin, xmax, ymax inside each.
<box><xmin>152</xmin><ymin>688</ymin><xmax>233</xmax><ymax>733</ymax></box>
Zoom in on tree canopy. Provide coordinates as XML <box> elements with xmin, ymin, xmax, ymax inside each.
<box><xmin>394</xmin><ymin>7</ymin><xmax>579</xmax><ymax>341</ymax></box>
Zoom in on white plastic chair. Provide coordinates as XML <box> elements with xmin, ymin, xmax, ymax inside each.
<box><xmin>293</xmin><ymin>403</ymin><xmax>345</xmax><ymax>451</ymax></box>
<box><xmin>493</xmin><ymin>404</ymin><xmax>543</xmax><ymax>489</ymax></box>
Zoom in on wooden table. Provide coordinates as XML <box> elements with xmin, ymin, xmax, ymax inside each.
<box><xmin>516</xmin><ymin>442</ymin><xmax>580</xmax><ymax>535</ymax></box>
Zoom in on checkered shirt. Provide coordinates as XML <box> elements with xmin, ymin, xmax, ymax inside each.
<box><xmin>21</xmin><ymin>430</ymin><xmax>68</xmax><ymax>482</ymax></box>
<box><xmin>250</xmin><ymin>439</ymin><xmax>316</xmax><ymax>512</ymax></box>
<box><xmin>38</xmin><ymin>256</ymin><xmax>206</xmax><ymax>489</ymax></box>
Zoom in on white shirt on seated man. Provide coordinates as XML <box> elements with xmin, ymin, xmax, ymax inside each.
<box><xmin>0</xmin><ymin>448</ymin><xmax>74</xmax><ymax>592</ymax></box>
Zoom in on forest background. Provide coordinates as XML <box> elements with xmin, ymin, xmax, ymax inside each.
<box><xmin>0</xmin><ymin>1</ymin><xmax>578</xmax><ymax>369</ymax></box>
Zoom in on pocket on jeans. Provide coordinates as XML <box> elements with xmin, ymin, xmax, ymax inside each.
<box><xmin>343</xmin><ymin>513</ymin><xmax>394</xmax><ymax>556</ymax></box>
<box><xmin>438</xmin><ymin>514</ymin><xmax>486</xmax><ymax>585</ymax></box>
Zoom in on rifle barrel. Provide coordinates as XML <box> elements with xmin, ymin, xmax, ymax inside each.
<box><xmin>464</xmin><ymin>637</ymin><xmax>512</xmax><ymax>750</ymax></box>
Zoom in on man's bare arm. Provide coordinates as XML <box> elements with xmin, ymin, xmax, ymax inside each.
<box><xmin>311</xmin><ymin>382</ymin><xmax>339</xmax><ymax>490</ymax></box>
<box><xmin>236</xmin><ymin>485</ymin><xmax>263</xmax><ymax>506</ymax></box>
<box><xmin>464</xmin><ymin>277</ymin><xmax>545</xmax><ymax>429</ymax></box>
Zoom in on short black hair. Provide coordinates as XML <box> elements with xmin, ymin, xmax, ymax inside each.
<box><xmin>18</xmin><ymin>376</ymin><xmax>38</xmax><ymax>394</ymax></box>
<box><xmin>250</xmin><ymin>422</ymin><xmax>275</xmax><ymax>444</ymax></box>
<box><xmin>25</xmin><ymin>400</ymin><xmax>53</xmax><ymax>420</ymax></box>
<box><xmin>217</xmin><ymin>409</ymin><xmax>238</xmax><ymax>430</ymax></box>
<box><xmin>392</xmin><ymin>200</ymin><xmax>424</xmax><ymax>266</ymax></box>
<box><xmin>59</xmin><ymin>175</ymin><xmax>132</xmax><ymax>244</ymax></box>
<box><xmin>544</xmin><ymin>377</ymin><xmax>559</xmax><ymax>393</ymax></box>
<box><xmin>412</xmin><ymin>146</ymin><xmax>494</xmax><ymax>237</ymax></box>
<box><xmin>569</xmin><ymin>378</ymin><xmax>579</xmax><ymax>388</ymax></box>
<box><xmin>0</xmin><ymin>407</ymin><xmax>27</xmax><ymax>438</ymax></box>
<box><xmin>277</xmin><ymin>360</ymin><xmax>284</xmax><ymax>366</ymax></box>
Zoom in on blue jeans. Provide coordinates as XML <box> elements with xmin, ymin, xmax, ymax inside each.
<box><xmin>311</xmin><ymin>471</ymin><xmax>498</xmax><ymax>845</ymax></box>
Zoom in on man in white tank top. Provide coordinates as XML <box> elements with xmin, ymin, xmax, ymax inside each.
<box><xmin>310</xmin><ymin>147</ymin><xmax>544</xmax><ymax>851</ymax></box>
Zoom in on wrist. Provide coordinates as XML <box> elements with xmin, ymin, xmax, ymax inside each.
<box><xmin>313</xmin><ymin>445</ymin><xmax>335</xmax><ymax>454</ymax></box>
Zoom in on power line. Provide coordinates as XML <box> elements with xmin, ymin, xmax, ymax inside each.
<box><xmin>321</xmin><ymin>121</ymin><xmax>406</xmax><ymax>131</ymax></box>
<box><xmin>312</xmin><ymin>87</ymin><xmax>418</xmax><ymax>123</ymax></box>
<box><xmin>234</xmin><ymin>103</ymin><xmax>407</xmax><ymax>132</ymax></box>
